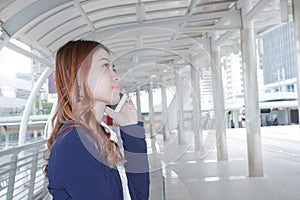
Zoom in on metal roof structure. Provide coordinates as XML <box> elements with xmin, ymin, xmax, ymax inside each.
<box><xmin>0</xmin><ymin>0</ymin><xmax>293</xmax><ymax>89</ymax></box>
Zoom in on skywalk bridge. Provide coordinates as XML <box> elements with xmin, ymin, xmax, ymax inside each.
<box><xmin>0</xmin><ymin>0</ymin><xmax>300</xmax><ymax>199</ymax></box>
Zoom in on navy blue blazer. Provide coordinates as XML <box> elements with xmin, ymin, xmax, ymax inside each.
<box><xmin>48</xmin><ymin>122</ymin><xmax>149</xmax><ymax>199</ymax></box>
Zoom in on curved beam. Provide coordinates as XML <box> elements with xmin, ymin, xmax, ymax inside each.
<box><xmin>18</xmin><ymin>67</ymin><xmax>53</xmax><ymax>145</ymax></box>
<box><xmin>44</xmin><ymin>99</ymin><xmax>57</xmax><ymax>139</ymax></box>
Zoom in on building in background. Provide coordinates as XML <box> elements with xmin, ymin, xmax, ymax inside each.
<box><xmin>0</xmin><ymin>45</ymin><xmax>50</xmax><ymax>116</ymax></box>
<box><xmin>221</xmin><ymin>22</ymin><xmax>299</xmax><ymax>127</ymax></box>
<box><xmin>262</xmin><ymin>21</ymin><xmax>297</xmax><ymax>94</ymax></box>
<box><xmin>222</xmin><ymin>53</ymin><xmax>244</xmax><ymax>100</ymax></box>
<box><xmin>221</xmin><ymin>52</ymin><xmax>245</xmax><ymax>127</ymax></box>
<box><xmin>260</xmin><ymin>21</ymin><xmax>298</xmax><ymax>125</ymax></box>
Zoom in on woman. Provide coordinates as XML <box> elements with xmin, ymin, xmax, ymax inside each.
<box><xmin>46</xmin><ymin>40</ymin><xmax>149</xmax><ymax>199</ymax></box>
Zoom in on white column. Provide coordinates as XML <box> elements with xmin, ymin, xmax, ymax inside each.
<box><xmin>292</xmin><ymin>0</ymin><xmax>300</xmax><ymax>124</ymax></box>
<box><xmin>45</xmin><ymin>99</ymin><xmax>58</xmax><ymax>139</ymax></box>
<box><xmin>241</xmin><ymin>1</ymin><xmax>264</xmax><ymax>177</ymax></box>
<box><xmin>136</xmin><ymin>87</ymin><xmax>142</xmax><ymax>121</ymax></box>
<box><xmin>211</xmin><ymin>45</ymin><xmax>228</xmax><ymax>161</ymax></box>
<box><xmin>191</xmin><ymin>64</ymin><xmax>203</xmax><ymax>152</ymax></box>
<box><xmin>160</xmin><ymin>76</ymin><xmax>169</xmax><ymax>141</ymax></box>
<box><xmin>175</xmin><ymin>68</ymin><xmax>185</xmax><ymax>145</ymax></box>
<box><xmin>234</xmin><ymin>109</ymin><xmax>239</xmax><ymax>128</ymax></box>
<box><xmin>148</xmin><ymin>82</ymin><xmax>156</xmax><ymax>137</ymax></box>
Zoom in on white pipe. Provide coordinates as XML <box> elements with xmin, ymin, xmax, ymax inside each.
<box><xmin>160</xmin><ymin>76</ymin><xmax>169</xmax><ymax>141</ymax></box>
<box><xmin>18</xmin><ymin>67</ymin><xmax>53</xmax><ymax>145</ymax></box>
<box><xmin>44</xmin><ymin>99</ymin><xmax>58</xmax><ymax>139</ymax></box>
<box><xmin>136</xmin><ymin>87</ymin><xmax>142</xmax><ymax>121</ymax></box>
<box><xmin>191</xmin><ymin>64</ymin><xmax>203</xmax><ymax>152</ymax></box>
<box><xmin>175</xmin><ymin>68</ymin><xmax>185</xmax><ymax>145</ymax></box>
<box><xmin>148</xmin><ymin>82</ymin><xmax>156</xmax><ymax>137</ymax></box>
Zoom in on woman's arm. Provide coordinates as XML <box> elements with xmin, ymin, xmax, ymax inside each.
<box><xmin>120</xmin><ymin>122</ymin><xmax>150</xmax><ymax>200</ymax></box>
<box><xmin>105</xmin><ymin>98</ymin><xmax>150</xmax><ymax>199</ymax></box>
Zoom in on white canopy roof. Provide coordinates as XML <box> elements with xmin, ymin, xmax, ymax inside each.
<box><xmin>0</xmin><ymin>0</ymin><xmax>291</xmax><ymax>89</ymax></box>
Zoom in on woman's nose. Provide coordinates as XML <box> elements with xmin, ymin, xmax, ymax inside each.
<box><xmin>113</xmin><ymin>70</ymin><xmax>120</xmax><ymax>82</ymax></box>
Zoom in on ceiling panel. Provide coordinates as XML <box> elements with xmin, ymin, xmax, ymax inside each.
<box><xmin>40</xmin><ymin>17</ymin><xmax>87</xmax><ymax>47</ymax></box>
<box><xmin>26</xmin><ymin>6</ymin><xmax>79</xmax><ymax>41</ymax></box>
<box><xmin>0</xmin><ymin>0</ymin><xmax>286</xmax><ymax>88</ymax></box>
<box><xmin>0</xmin><ymin>0</ymin><xmax>36</xmax><ymax>22</ymax></box>
<box><xmin>81</xmin><ymin>0</ymin><xmax>136</xmax><ymax>12</ymax></box>
<box><xmin>88</xmin><ymin>6</ymin><xmax>136</xmax><ymax>22</ymax></box>
<box><xmin>94</xmin><ymin>15</ymin><xmax>138</xmax><ymax>29</ymax></box>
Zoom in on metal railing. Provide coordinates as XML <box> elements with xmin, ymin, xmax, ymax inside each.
<box><xmin>0</xmin><ymin>139</ymin><xmax>49</xmax><ymax>200</ymax></box>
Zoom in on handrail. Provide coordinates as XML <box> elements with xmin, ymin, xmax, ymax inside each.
<box><xmin>0</xmin><ymin>140</ymin><xmax>46</xmax><ymax>156</ymax></box>
<box><xmin>0</xmin><ymin>139</ymin><xmax>48</xmax><ymax>200</ymax></box>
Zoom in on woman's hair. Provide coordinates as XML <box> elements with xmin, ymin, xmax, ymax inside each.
<box><xmin>44</xmin><ymin>40</ymin><xmax>125</xmax><ymax>178</ymax></box>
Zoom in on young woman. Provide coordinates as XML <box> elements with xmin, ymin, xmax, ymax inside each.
<box><xmin>45</xmin><ymin>40</ymin><xmax>149</xmax><ymax>199</ymax></box>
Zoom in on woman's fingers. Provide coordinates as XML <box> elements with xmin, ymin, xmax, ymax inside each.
<box><xmin>104</xmin><ymin>96</ymin><xmax>138</xmax><ymax>126</ymax></box>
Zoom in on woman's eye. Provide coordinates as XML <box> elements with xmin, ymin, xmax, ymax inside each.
<box><xmin>103</xmin><ymin>63</ymin><xmax>110</xmax><ymax>69</ymax></box>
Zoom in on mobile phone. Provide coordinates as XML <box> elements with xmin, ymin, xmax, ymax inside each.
<box><xmin>107</xmin><ymin>93</ymin><xmax>127</xmax><ymax>112</ymax></box>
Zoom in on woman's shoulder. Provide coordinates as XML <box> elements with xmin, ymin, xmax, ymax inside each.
<box><xmin>52</xmin><ymin>125</ymin><xmax>81</xmax><ymax>148</ymax></box>
<box><xmin>51</xmin><ymin>124</ymin><xmax>105</xmax><ymax>164</ymax></box>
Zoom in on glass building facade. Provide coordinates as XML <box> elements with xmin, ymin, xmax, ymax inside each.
<box><xmin>262</xmin><ymin>22</ymin><xmax>296</xmax><ymax>85</ymax></box>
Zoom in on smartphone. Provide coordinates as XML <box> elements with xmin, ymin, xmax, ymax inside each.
<box><xmin>107</xmin><ymin>93</ymin><xmax>127</xmax><ymax>112</ymax></box>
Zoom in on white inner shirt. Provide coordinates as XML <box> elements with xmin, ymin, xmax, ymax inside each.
<box><xmin>101</xmin><ymin>121</ymin><xmax>132</xmax><ymax>200</ymax></box>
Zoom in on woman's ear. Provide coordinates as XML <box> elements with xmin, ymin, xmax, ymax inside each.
<box><xmin>76</xmin><ymin>77</ymin><xmax>84</xmax><ymax>99</ymax></box>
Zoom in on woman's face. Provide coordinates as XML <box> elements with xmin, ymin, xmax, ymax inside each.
<box><xmin>87</xmin><ymin>48</ymin><xmax>121</xmax><ymax>105</ymax></box>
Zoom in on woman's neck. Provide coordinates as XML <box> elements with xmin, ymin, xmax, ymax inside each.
<box><xmin>94</xmin><ymin>101</ymin><xmax>106</xmax><ymax>122</ymax></box>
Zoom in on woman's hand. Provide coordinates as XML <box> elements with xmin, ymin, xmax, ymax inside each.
<box><xmin>105</xmin><ymin>99</ymin><xmax>138</xmax><ymax>126</ymax></box>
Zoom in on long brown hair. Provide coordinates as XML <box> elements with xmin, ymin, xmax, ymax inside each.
<box><xmin>45</xmin><ymin>40</ymin><xmax>125</xmax><ymax>178</ymax></box>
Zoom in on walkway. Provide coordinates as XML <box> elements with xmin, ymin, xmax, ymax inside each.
<box><xmin>148</xmin><ymin>125</ymin><xmax>300</xmax><ymax>200</ymax></box>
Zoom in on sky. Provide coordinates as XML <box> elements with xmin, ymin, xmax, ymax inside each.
<box><xmin>0</xmin><ymin>44</ymin><xmax>31</xmax><ymax>77</ymax></box>
<box><xmin>0</xmin><ymin>43</ymin><xmax>32</xmax><ymax>99</ymax></box>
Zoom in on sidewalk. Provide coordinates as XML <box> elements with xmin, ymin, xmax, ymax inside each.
<box><xmin>147</xmin><ymin>126</ymin><xmax>300</xmax><ymax>200</ymax></box>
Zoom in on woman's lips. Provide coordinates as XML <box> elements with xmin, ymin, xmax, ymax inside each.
<box><xmin>112</xmin><ymin>85</ymin><xmax>120</xmax><ymax>90</ymax></box>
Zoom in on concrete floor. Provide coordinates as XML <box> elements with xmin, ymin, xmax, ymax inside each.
<box><xmin>148</xmin><ymin>125</ymin><xmax>300</xmax><ymax>200</ymax></box>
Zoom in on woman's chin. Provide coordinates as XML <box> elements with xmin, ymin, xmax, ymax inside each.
<box><xmin>111</xmin><ymin>97</ymin><xmax>120</xmax><ymax>105</ymax></box>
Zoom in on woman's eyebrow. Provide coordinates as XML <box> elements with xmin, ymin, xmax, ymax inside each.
<box><xmin>99</xmin><ymin>58</ymin><xmax>111</xmax><ymax>62</ymax></box>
